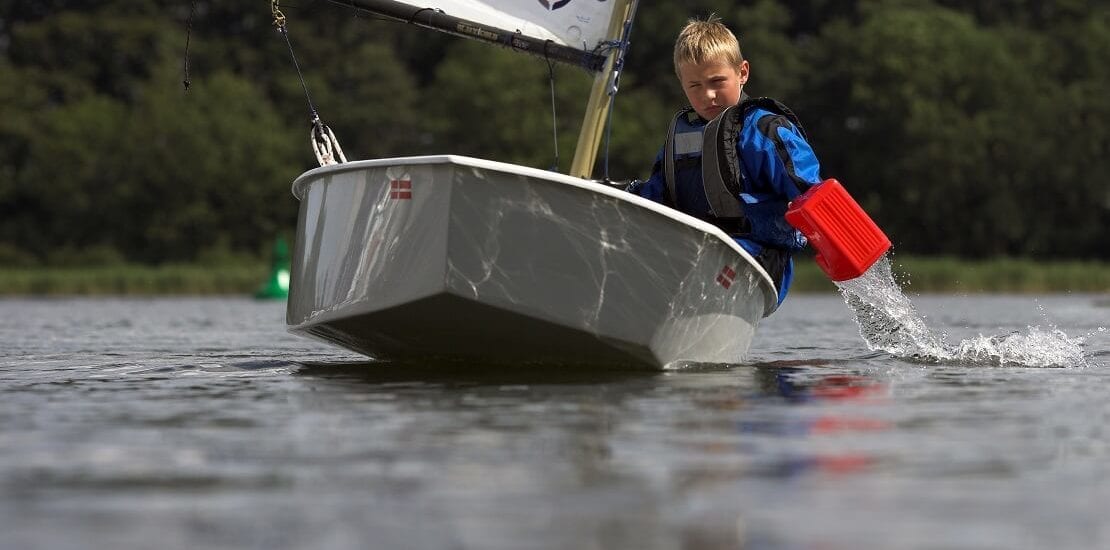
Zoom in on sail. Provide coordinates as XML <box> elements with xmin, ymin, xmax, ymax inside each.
<box><xmin>342</xmin><ymin>0</ymin><xmax>620</xmax><ymax>71</ymax></box>
<box><xmin>395</xmin><ymin>0</ymin><xmax>617</xmax><ymax>50</ymax></box>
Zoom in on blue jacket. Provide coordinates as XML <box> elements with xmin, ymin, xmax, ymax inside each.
<box><xmin>629</xmin><ymin>100</ymin><xmax>822</xmax><ymax>304</ymax></box>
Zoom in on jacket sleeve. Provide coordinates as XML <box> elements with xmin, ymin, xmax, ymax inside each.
<box><xmin>627</xmin><ymin>147</ymin><xmax>667</xmax><ymax>203</ymax></box>
<box><xmin>739</xmin><ymin>112</ymin><xmax>822</xmax><ymax>199</ymax></box>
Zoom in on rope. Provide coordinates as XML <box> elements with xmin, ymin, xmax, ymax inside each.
<box><xmin>276</xmin><ymin>25</ymin><xmax>316</xmax><ymax>121</ymax></box>
<box><xmin>312</xmin><ymin>117</ymin><xmax>348</xmax><ymax>166</ymax></box>
<box><xmin>272</xmin><ymin>1</ymin><xmax>346</xmax><ymax>166</ymax></box>
<box><xmin>182</xmin><ymin>0</ymin><xmax>198</xmax><ymax>91</ymax></box>
<box><xmin>270</xmin><ymin>0</ymin><xmax>286</xmax><ymax>29</ymax></box>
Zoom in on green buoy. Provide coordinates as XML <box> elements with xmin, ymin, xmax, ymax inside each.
<box><xmin>255</xmin><ymin>237</ymin><xmax>290</xmax><ymax>299</ymax></box>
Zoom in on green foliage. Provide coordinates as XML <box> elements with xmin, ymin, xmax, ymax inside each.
<box><xmin>843</xmin><ymin>7</ymin><xmax>1023</xmax><ymax>254</ymax></box>
<box><xmin>730</xmin><ymin>0</ymin><xmax>807</xmax><ymax>99</ymax></box>
<box><xmin>424</xmin><ymin>40</ymin><xmax>593</xmax><ymax>171</ymax></box>
<box><xmin>122</xmin><ymin>64</ymin><xmax>300</xmax><ymax>262</ymax></box>
<box><xmin>1</xmin><ymin>54</ymin><xmax>299</xmax><ymax>264</ymax></box>
<box><xmin>313</xmin><ymin>41</ymin><xmax>421</xmax><ymax>159</ymax></box>
<box><xmin>0</xmin><ymin>0</ymin><xmax>1106</xmax><ymax>267</ymax></box>
<box><xmin>8</xmin><ymin>7</ymin><xmax>173</xmax><ymax>102</ymax></box>
<box><xmin>800</xmin><ymin>2</ymin><xmax>1109</xmax><ymax>259</ymax></box>
<box><xmin>10</xmin><ymin>94</ymin><xmax>130</xmax><ymax>257</ymax></box>
<box><xmin>603</xmin><ymin>82</ymin><xmax>670</xmax><ymax>180</ymax></box>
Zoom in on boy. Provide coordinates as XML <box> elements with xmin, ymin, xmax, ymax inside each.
<box><xmin>629</xmin><ymin>16</ymin><xmax>822</xmax><ymax>307</ymax></box>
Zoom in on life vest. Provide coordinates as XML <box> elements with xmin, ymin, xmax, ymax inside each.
<box><xmin>662</xmin><ymin>97</ymin><xmax>809</xmax><ymax>238</ymax></box>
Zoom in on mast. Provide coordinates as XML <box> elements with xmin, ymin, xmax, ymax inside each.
<box><xmin>568</xmin><ymin>0</ymin><xmax>635</xmax><ymax>180</ymax></box>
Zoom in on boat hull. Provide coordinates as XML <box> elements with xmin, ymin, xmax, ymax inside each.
<box><xmin>287</xmin><ymin>156</ymin><xmax>777</xmax><ymax>368</ymax></box>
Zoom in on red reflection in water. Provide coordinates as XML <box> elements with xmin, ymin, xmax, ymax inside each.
<box><xmin>797</xmin><ymin>374</ymin><xmax>888</xmax><ymax>475</ymax></box>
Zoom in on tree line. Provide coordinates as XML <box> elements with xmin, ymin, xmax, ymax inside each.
<box><xmin>0</xmin><ymin>0</ymin><xmax>1106</xmax><ymax>265</ymax></box>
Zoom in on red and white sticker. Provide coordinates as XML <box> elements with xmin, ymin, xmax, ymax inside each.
<box><xmin>716</xmin><ymin>265</ymin><xmax>736</xmax><ymax>289</ymax></box>
<box><xmin>389</xmin><ymin>179</ymin><xmax>412</xmax><ymax>200</ymax></box>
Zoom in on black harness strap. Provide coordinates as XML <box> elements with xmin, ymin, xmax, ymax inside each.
<box><xmin>662</xmin><ymin>97</ymin><xmax>807</xmax><ymax>239</ymax></box>
<box><xmin>663</xmin><ymin>107</ymin><xmax>695</xmax><ymax>208</ymax></box>
<box><xmin>701</xmin><ymin>105</ymin><xmax>745</xmax><ymax>218</ymax></box>
<box><xmin>704</xmin><ymin>97</ymin><xmax>808</xmax><ymax>225</ymax></box>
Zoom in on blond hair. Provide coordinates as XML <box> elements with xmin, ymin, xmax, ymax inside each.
<box><xmin>673</xmin><ymin>14</ymin><xmax>743</xmax><ymax>80</ymax></box>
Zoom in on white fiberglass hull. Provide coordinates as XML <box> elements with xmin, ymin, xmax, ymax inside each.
<box><xmin>286</xmin><ymin>155</ymin><xmax>777</xmax><ymax>368</ymax></box>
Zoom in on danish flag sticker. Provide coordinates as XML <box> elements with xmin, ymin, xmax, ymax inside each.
<box><xmin>389</xmin><ymin>179</ymin><xmax>412</xmax><ymax>200</ymax></box>
<box><xmin>716</xmin><ymin>265</ymin><xmax>736</xmax><ymax>289</ymax></box>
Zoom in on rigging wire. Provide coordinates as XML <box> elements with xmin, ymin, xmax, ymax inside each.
<box><xmin>272</xmin><ymin>3</ymin><xmax>314</xmax><ymax>118</ymax></box>
<box><xmin>602</xmin><ymin>94</ymin><xmax>616</xmax><ymax>181</ymax></box>
<box><xmin>544</xmin><ymin>41</ymin><xmax>559</xmax><ymax>172</ymax></box>
<box><xmin>272</xmin><ymin>0</ymin><xmax>347</xmax><ymax>166</ymax></box>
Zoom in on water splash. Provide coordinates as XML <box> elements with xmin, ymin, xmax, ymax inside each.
<box><xmin>834</xmin><ymin>256</ymin><xmax>1089</xmax><ymax>367</ymax></box>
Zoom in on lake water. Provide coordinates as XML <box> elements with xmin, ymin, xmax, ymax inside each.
<box><xmin>2</xmin><ymin>292</ymin><xmax>1108</xmax><ymax>549</ymax></box>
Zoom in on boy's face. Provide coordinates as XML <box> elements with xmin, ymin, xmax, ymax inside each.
<box><xmin>678</xmin><ymin>58</ymin><xmax>748</xmax><ymax>121</ymax></box>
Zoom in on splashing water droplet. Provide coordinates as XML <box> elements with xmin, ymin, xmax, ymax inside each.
<box><xmin>952</xmin><ymin>327</ymin><xmax>1088</xmax><ymax>368</ymax></box>
<box><xmin>835</xmin><ymin>257</ymin><xmax>946</xmax><ymax>359</ymax></box>
<box><xmin>833</xmin><ymin>255</ymin><xmax>1089</xmax><ymax>367</ymax></box>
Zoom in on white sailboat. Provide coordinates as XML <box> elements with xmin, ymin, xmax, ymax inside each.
<box><xmin>285</xmin><ymin>0</ymin><xmax>779</xmax><ymax>368</ymax></box>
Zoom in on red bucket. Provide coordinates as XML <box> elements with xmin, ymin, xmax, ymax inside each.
<box><xmin>785</xmin><ymin>179</ymin><xmax>891</xmax><ymax>282</ymax></box>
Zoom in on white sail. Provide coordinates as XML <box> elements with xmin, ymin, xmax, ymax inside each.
<box><xmin>392</xmin><ymin>0</ymin><xmax>619</xmax><ymax>50</ymax></box>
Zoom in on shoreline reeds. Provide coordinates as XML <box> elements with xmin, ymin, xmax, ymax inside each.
<box><xmin>0</xmin><ymin>257</ymin><xmax>1106</xmax><ymax>296</ymax></box>
<box><xmin>791</xmin><ymin>256</ymin><xmax>1110</xmax><ymax>293</ymax></box>
<box><xmin>0</xmin><ymin>264</ymin><xmax>268</xmax><ymax>296</ymax></box>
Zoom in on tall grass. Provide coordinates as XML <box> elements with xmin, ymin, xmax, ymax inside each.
<box><xmin>791</xmin><ymin>256</ymin><xmax>1110</xmax><ymax>293</ymax></box>
<box><xmin>0</xmin><ymin>257</ymin><xmax>1107</xmax><ymax>295</ymax></box>
<box><xmin>0</xmin><ymin>264</ymin><xmax>268</xmax><ymax>296</ymax></box>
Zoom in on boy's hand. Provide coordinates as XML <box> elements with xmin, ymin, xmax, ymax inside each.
<box><xmin>595</xmin><ymin>178</ymin><xmax>637</xmax><ymax>192</ymax></box>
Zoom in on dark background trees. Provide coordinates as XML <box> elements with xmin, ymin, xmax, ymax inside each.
<box><xmin>0</xmin><ymin>0</ymin><xmax>1106</xmax><ymax>265</ymax></box>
